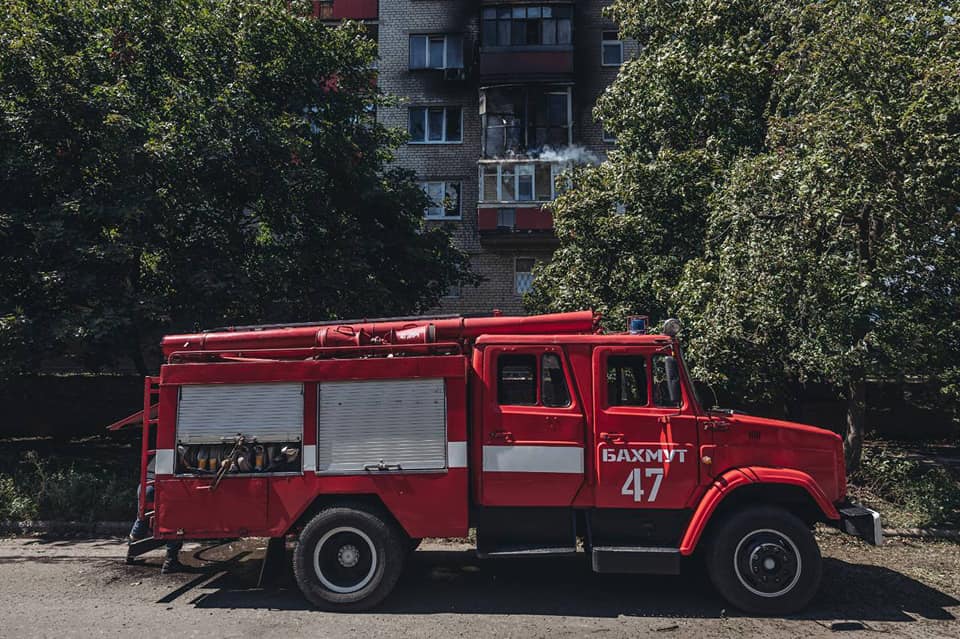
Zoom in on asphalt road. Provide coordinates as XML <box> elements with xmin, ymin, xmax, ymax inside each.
<box><xmin>1</xmin><ymin>533</ymin><xmax>958</xmax><ymax>638</ymax></box>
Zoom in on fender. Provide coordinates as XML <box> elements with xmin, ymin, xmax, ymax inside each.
<box><xmin>678</xmin><ymin>467</ymin><xmax>840</xmax><ymax>556</ymax></box>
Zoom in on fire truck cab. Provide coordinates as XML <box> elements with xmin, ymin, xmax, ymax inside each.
<box><xmin>124</xmin><ymin>311</ymin><xmax>881</xmax><ymax>615</ymax></box>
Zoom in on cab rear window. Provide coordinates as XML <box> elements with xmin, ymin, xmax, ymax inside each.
<box><xmin>498</xmin><ymin>354</ymin><xmax>537</xmax><ymax>405</ymax></box>
<box><xmin>606</xmin><ymin>355</ymin><xmax>648</xmax><ymax>406</ymax></box>
<box><xmin>497</xmin><ymin>352</ymin><xmax>572</xmax><ymax>407</ymax></box>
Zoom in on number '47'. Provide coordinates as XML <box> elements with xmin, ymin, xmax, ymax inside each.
<box><xmin>621</xmin><ymin>467</ymin><xmax>664</xmax><ymax>503</ymax></box>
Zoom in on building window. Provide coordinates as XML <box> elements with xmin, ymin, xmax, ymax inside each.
<box><xmin>443</xmin><ymin>284</ymin><xmax>461</xmax><ymax>299</ymax></box>
<box><xmin>481</xmin><ymin>86</ymin><xmax>571</xmax><ymax>157</ymax></box>
<box><xmin>421</xmin><ymin>181</ymin><xmax>462</xmax><ymax>219</ymax></box>
<box><xmin>482</xmin><ymin>5</ymin><xmax>573</xmax><ymax>47</ymax></box>
<box><xmin>409</xmin><ymin>106</ymin><xmax>462</xmax><ymax>143</ymax></box>
<box><xmin>515</xmin><ymin>257</ymin><xmax>536</xmax><ymax>295</ymax></box>
<box><xmin>409</xmin><ymin>34</ymin><xmax>464</xmax><ymax>70</ymax></box>
<box><xmin>480</xmin><ymin>162</ymin><xmax>560</xmax><ymax>203</ymax></box>
<box><xmin>601</xmin><ymin>31</ymin><xmax>623</xmax><ymax>66</ymax></box>
<box><xmin>602</xmin><ymin>128</ymin><xmax>617</xmax><ymax>143</ymax></box>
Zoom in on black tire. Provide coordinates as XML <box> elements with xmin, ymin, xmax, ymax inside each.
<box><xmin>292</xmin><ymin>506</ymin><xmax>405</xmax><ymax>611</ymax></box>
<box><xmin>705</xmin><ymin>506</ymin><xmax>822</xmax><ymax>615</ymax></box>
<box><xmin>406</xmin><ymin>538</ymin><xmax>422</xmax><ymax>554</ymax></box>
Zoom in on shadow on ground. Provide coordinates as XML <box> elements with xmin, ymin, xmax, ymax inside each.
<box><xmin>156</xmin><ymin>547</ymin><xmax>957</xmax><ymax>622</ymax></box>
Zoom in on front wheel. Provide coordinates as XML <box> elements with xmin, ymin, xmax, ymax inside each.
<box><xmin>292</xmin><ymin>506</ymin><xmax>405</xmax><ymax>611</ymax></box>
<box><xmin>705</xmin><ymin>506</ymin><xmax>822</xmax><ymax>615</ymax></box>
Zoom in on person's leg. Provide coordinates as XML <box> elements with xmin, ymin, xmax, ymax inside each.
<box><xmin>161</xmin><ymin>541</ymin><xmax>185</xmax><ymax>573</ymax></box>
<box><xmin>128</xmin><ymin>484</ymin><xmax>153</xmax><ymax>541</ymax></box>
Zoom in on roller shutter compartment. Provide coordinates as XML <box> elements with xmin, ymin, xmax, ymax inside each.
<box><xmin>317</xmin><ymin>378</ymin><xmax>447</xmax><ymax>474</ymax></box>
<box><xmin>176</xmin><ymin>383</ymin><xmax>304</xmax><ymax>444</ymax></box>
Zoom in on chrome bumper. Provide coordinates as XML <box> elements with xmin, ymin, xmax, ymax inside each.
<box><xmin>837</xmin><ymin>503</ymin><xmax>883</xmax><ymax>546</ymax></box>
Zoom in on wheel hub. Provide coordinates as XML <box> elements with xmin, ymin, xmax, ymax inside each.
<box><xmin>312</xmin><ymin>526</ymin><xmax>378</xmax><ymax>594</ymax></box>
<box><xmin>338</xmin><ymin>544</ymin><xmax>360</xmax><ymax>568</ymax></box>
<box><xmin>734</xmin><ymin>529</ymin><xmax>802</xmax><ymax>598</ymax></box>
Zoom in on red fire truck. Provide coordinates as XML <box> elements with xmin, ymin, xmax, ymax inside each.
<box><xmin>118</xmin><ymin>310</ymin><xmax>880</xmax><ymax>614</ymax></box>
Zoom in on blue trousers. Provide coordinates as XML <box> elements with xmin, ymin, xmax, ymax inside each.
<box><xmin>131</xmin><ymin>484</ymin><xmax>182</xmax><ymax>560</ymax></box>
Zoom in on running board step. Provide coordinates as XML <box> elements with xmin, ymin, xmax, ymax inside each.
<box><xmin>477</xmin><ymin>545</ymin><xmax>578</xmax><ymax>559</ymax></box>
<box><xmin>591</xmin><ymin>546</ymin><xmax>681</xmax><ymax>575</ymax></box>
<box><xmin>126</xmin><ymin>537</ymin><xmax>166</xmax><ymax>561</ymax></box>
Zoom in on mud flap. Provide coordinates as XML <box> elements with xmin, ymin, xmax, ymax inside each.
<box><xmin>257</xmin><ymin>537</ymin><xmax>287</xmax><ymax>588</ymax></box>
<box><xmin>838</xmin><ymin>503</ymin><xmax>883</xmax><ymax>546</ymax></box>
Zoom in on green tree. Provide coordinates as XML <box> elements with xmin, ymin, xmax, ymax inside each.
<box><xmin>530</xmin><ymin>0</ymin><xmax>960</xmax><ymax>470</ymax></box>
<box><xmin>0</xmin><ymin>0</ymin><xmax>473</xmax><ymax>376</ymax></box>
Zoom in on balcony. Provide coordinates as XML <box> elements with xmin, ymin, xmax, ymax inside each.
<box><xmin>312</xmin><ymin>0</ymin><xmax>378</xmax><ymax>21</ymax></box>
<box><xmin>478</xmin><ymin>159</ymin><xmax>562</xmax><ymax>247</ymax></box>
<box><xmin>479</xmin><ymin>4</ymin><xmax>575</xmax><ymax>81</ymax></box>
<box><xmin>481</xmin><ymin>86</ymin><xmax>572</xmax><ymax>158</ymax></box>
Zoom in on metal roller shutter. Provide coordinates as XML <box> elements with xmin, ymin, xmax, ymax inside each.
<box><xmin>316</xmin><ymin>378</ymin><xmax>447</xmax><ymax>474</ymax></box>
<box><xmin>176</xmin><ymin>383</ymin><xmax>303</xmax><ymax>444</ymax></box>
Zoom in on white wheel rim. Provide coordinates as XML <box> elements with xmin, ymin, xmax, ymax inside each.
<box><xmin>313</xmin><ymin>526</ymin><xmax>378</xmax><ymax>594</ymax></box>
<box><xmin>733</xmin><ymin>528</ymin><xmax>802</xmax><ymax>598</ymax></box>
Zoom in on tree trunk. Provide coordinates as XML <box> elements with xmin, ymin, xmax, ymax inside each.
<box><xmin>844</xmin><ymin>378</ymin><xmax>866</xmax><ymax>473</ymax></box>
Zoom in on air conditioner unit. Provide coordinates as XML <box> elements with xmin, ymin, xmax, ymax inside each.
<box><xmin>443</xmin><ymin>68</ymin><xmax>466</xmax><ymax>81</ymax></box>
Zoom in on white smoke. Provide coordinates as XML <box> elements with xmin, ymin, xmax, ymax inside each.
<box><xmin>534</xmin><ymin>145</ymin><xmax>602</xmax><ymax>166</ymax></box>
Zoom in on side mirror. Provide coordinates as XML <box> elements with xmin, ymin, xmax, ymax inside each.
<box><xmin>663</xmin><ymin>356</ymin><xmax>681</xmax><ymax>405</ymax></box>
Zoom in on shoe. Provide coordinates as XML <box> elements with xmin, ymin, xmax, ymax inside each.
<box><xmin>161</xmin><ymin>558</ymin><xmax>186</xmax><ymax>574</ymax></box>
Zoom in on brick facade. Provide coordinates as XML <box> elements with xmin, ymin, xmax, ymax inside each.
<box><xmin>371</xmin><ymin>0</ymin><xmax>627</xmax><ymax>315</ymax></box>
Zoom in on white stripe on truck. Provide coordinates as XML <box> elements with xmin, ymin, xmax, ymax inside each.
<box><xmin>482</xmin><ymin>445</ymin><xmax>583</xmax><ymax>474</ymax></box>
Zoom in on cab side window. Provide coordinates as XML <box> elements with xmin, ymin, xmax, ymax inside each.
<box><xmin>498</xmin><ymin>354</ymin><xmax>537</xmax><ymax>405</ymax></box>
<box><xmin>541</xmin><ymin>353</ymin><xmax>571</xmax><ymax>407</ymax></box>
<box><xmin>653</xmin><ymin>354</ymin><xmax>682</xmax><ymax>407</ymax></box>
<box><xmin>607</xmin><ymin>355</ymin><xmax>648</xmax><ymax>406</ymax></box>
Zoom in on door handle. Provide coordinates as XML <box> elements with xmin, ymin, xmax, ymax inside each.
<box><xmin>600</xmin><ymin>432</ymin><xmax>624</xmax><ymax>444</ymax></box>
<box><xmin>489</xmin><ymin>430</ymin><xmax>515</xmax><ymax>443</ymax></box>
<box><xmin>704</xmin><ymin>419</ymin><xmax>730</xmax><ymax>432</ymax></box>
<box><xmin>363</xmin><ymin>460</ymin><xmax>403</xmax><ymax>471</ymax></box>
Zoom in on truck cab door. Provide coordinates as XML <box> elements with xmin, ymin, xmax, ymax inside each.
<box><xmin>479</xmin><ymin>345</ymin><xmax>586</xmax><ymax>507</ymax></box>
<box><xmin>592</xmin><ymin>346</ymin><xmax>700</xmax><ymax>510</ymax></box>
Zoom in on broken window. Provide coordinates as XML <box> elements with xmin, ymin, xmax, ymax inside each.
<box><xmin>481</xmin><ymin>86</ymin><xmax>571</xmax><ymax>157</ymax></box>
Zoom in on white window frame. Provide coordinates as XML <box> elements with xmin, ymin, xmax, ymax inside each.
<box><xmin>601</xmin><ymin>32</ymin><xmax>624</xmax><ymax>67</ymax></box>
<box><xmin>409</xmin><ymin>34</ymin><xmax>464</xmax><ymax>70</ymax></box>
<box><xmin>479</xmin><ymin>162</ymin><xmax>563</xmax><ymax>203</ymax></box>
<box><xmin>420</xmin><ymin>180</ymin><xmax>462</xmax><ymax>220</ymax></box>
<box><xmin>409</xmin><ymin>106</ymin><xmax>463</xmax><ymax>144</ymax></box>
<box><xmin>515</xmin><ymin>257</ymin><xmax>536</xmax><ymax>295</ymax></box>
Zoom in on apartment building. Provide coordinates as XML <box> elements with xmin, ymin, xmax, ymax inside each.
<box><xmin>318</xmin><ymin>0</ymin><xmax>628</xmax><ymax>313</ymax></box>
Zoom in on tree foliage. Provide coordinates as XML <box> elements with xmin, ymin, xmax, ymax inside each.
<box><xmin>529</xmin><ymin>0</ymin><xmax>960</xmax><ymax>465</ymax></box>
<box><xmin>0</xmin><ymin>0</ymin><xmax>473</xmax><ymax>375</ymax></box>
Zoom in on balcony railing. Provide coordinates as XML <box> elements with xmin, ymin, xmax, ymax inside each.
<box><xmin>312</xmin><ymin>0</ymin><xmax>378</xmax><ymax>20</ymax></box>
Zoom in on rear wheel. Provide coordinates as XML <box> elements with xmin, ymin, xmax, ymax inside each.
<box><xmin>293</xmin><ymin>506</ymin><xmax>405</xmax><ymax>611</ymax></box>
<box><xmin>705</xmin><ymin>506</ymin><xmax>822</xmax><ymax>615</ymax></box>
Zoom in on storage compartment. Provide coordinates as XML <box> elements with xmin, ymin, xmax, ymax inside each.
<box><xmin>175</xmin><ymin>382</ymin><xmax>304</xmax><ymax>475</ymax></box>
<box><xmin>316</xmin><ymin>378</ymin><xmax>447</xmax><ymax>474</ymax></box>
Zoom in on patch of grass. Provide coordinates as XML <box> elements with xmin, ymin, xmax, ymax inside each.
<box><xmin>0</xmin><ymin>474</ymin><xmax>38</xmax><ymax>520</ymax></box>
<box><xmin>1</xmin><ymin>451</ymin><xmax>135</xmax><ymax>522</ymax></box>
<box><xmin>853</xmin><ymin>447</ymin><xmax>960</xmax><ymax>528</ymax></box>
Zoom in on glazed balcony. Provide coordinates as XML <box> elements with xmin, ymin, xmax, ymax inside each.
<box><xmin>477</xmin><ymin>159</ymin><xmax>562</xmax><ymax>247</ymax></box>
<box><xmin>479</xmin><ymin>4</ymin><xmax>575</xmax><ymax>81</ymax></box>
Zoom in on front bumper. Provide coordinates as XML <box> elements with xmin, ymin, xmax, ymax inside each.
<box><xmin>837</xmin><ymin>502</ymin><xmax>883</xmax><ymax>546</ymax></box>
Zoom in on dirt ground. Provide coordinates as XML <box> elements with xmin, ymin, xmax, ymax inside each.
<box><xmin>0</xmin><ymin>532</ymin><xmax>957</xmax><ymax>639</ymax></box>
